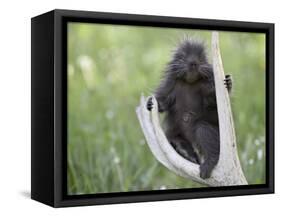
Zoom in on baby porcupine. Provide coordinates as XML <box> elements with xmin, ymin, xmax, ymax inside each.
<box><xmin>147</xmin><ymin>38</ymin><xmax>232</xmax><ymax>179</ymax></box>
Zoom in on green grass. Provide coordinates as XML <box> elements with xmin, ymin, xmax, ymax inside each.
<box><xmin>67</xmin><ymin>23</ymin><xmax>266</xmax><ymax>195</ymax></box>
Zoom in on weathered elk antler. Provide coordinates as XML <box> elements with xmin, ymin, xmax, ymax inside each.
<box><xmin>135</xmin><ymin>32</ymin><xmax>247</xmax><ymax>186</ymax></box>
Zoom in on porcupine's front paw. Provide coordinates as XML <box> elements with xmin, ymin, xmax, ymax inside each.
<box><xmin>224</xmin><ymin>74</ymin><xmax>232</xmax><ymax>92</ymax></box>
<box><xmin>146</xmin><ymin>97</ymin><xmax>153</xmax><ymax>111</ymax></box>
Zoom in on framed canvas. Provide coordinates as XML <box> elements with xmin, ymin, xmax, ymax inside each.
<box><xmin>31</xmin><ymin>9</ymin><xmax>274</xmax><ymax>207</ymax></box>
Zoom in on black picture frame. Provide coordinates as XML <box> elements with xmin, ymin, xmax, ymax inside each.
<box><xmin>31</xmin><ymin>9</ymin><xmax>274</xmax><ymax>207</ymax></box>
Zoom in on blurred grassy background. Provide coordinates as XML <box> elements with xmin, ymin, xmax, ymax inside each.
<box><xmin>67</xmin><ymin>22</ymin><xmax>266</xmax><ymax>195</ymax></box>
